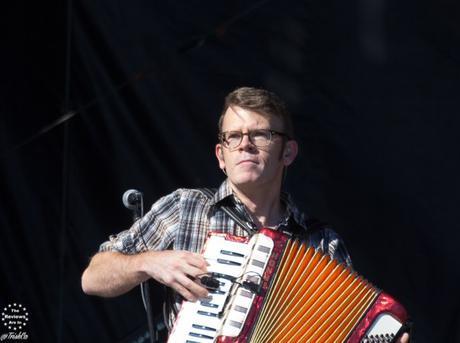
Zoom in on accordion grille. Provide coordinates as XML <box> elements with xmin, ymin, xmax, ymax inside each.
<box><xmin>249</xmin><ymin>239</ymin><xmax>379</xmax><ymax>343</ymax></box>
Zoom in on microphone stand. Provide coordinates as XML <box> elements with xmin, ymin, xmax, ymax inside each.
<box><xmin>141</xmin><ymin>277</ymin><xmax>156</xmax><ymax>343</ymax></box>
<box><xmin>124</xmin><ymin>191</ymin><xmax>157</xmax><ymax>343</ymax></box>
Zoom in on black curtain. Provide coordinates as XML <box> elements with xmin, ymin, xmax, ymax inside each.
<box><xmin>2</xmin><ymin>0</ymin><xmax>460</xmax><ymax>342</ymax></box>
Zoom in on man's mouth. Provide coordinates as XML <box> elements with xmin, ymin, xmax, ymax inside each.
<box><xmin>237</xmin><ymin>159</ymin><xmax>258</xmax><ymax>165</ymax></box>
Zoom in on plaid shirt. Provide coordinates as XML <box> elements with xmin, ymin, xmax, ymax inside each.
<box><xmin>99</xmin><ymin>179</ymin><xmax>352</xmax><ymax>326</ymax></box>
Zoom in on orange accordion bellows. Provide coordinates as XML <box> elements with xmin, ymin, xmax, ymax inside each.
<box><xmin>168</xmin><ymin>228</ymin><xmax>408</xmax><ymax>343</ymax></box>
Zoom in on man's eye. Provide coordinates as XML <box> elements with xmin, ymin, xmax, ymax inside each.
<box><xmin>252</xmin><ymin>130</ymin><xmax>270</xmax><ymax>139</ymax></box>
<box><xmin>227</xmin><ymin>133</ymin><xmax>241</xmax><ymax>140</ymax></box>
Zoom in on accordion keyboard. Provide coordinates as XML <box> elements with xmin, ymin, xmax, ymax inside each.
<box><xmin>167</xmin><ymin>233</ymin><xmax>274</xmax><ymax>343</ymax></box>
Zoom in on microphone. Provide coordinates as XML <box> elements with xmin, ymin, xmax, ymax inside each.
<box><xmin>122</xmin><ymin>189</ymin><xmax>142</xmax><ymax>209</ymax></box>
<box><xmin>122</xmin><ymin>189</ymin><xmax>143</xmax><ymax>221</ymax></box>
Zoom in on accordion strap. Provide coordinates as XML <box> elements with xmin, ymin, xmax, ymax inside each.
<box><xmin>200</xmin><ymin>188</ymin><xmax>256</xmax><ymax>236</ymax></box>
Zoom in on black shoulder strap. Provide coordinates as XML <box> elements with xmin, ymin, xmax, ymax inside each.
<box><xmin>200</xmin><ymin>188</ymin><xmax>256</xmax><ymax>235</ymax></box>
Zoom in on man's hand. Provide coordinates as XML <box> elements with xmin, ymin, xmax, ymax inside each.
<box><xmin>81</xmin><ymin>250</ymin><xmax>209</xmax><ymax>301</ymax></box>
<box><xmin>142</xmin><ymin>250</ymin><xmax>209</xmax><ymax>302</ymax></box>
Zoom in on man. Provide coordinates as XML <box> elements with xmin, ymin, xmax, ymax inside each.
<box><xmin>82</xmin><ymin>87</ymin><xmax>408</xmax><ymax>342</ymax></box>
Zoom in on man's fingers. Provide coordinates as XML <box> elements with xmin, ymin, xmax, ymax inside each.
<box><xmin>183</xmin><ymin>252</ymin><xmax>208</xmax><ymax>269</ymax></box>
<box><xmin>181</xmin><ymin>264</ymin><xmax>208</xmax><ymax>279</ymax></box>
<box><xmin>176</xmin><ymin>273</ymin><xmax>208</xmax><ymax>299</ymax></box>
<box><xmin>170</xmin><ymin>282</ymin><xmax>197</xmax><ymax>302</ymax></box>
<box><xmin>396</xmin><ymin>333</ymin><xmax>409</xmax><ymax>343</ymax></box>
<box><xmin>141</xmin><ymin>250</ymin><xmax>209</xmax><ymax>301</ymax></box>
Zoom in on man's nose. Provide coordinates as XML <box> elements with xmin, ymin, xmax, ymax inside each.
<box><xmin>239</xmin><ymin>133</ymin><xmax>255</xmax><ymax>150</ymax></box>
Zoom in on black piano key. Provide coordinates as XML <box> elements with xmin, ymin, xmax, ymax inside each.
<box><xmin>189</xmin><ymin>332</ymin><xmax>214</xmax><ymax>340</ymax></box>
<box><xmin>192</xmin><ymin>324</ymin><xmax>217</xmax><ymax>332</ymax></box>
<box><xmin>251</xmin><ymin>259</ymin><xmax>265</xmax><ymax>268</ymax></box>
<box><xmin>257</xmin><ymin>245</ymin><xmax>271</xmax><ymax>253</ymax></box>
<box><xmin>240</xmin><ymin>289</ymin><xmax>253</xmax><ymax>298</ymax></box>
<box><xmin>197</xmin><ymin>310</ymin><xmax>218</xmax><ymax>317</ymax></box>
<box><xmin>208</xmin><ymin>289</ymin><xmax>225</xmax><ymax>295</ymax></box>
<box><xmin>217</xmin><ymin>258</ymin><xmax>242</xmax><ymax>266</ymax></box>
<box><xmin>200</xmin><ymin>301</ymin><xmax>218</xmax><ymax>308</ymax></box>
<box><xmin>229</xmin><ymin>320</ymin><xmax>243</xmax><ymax>329</ymax></box>
<box><xmin>220</xmin><ymin>250</ymin><xmax>245</xmax><ymax>258</ymax></box>
<box><xmin>234</xmin><ymin>305</ymin><xmax>248</xmax><ymax>313</ymax></box>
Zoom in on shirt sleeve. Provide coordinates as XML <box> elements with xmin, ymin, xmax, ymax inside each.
<box><xmin>322</xmin><ymin>227</ymin><xmax>353</xmax><ymax>267</ymax></box>
<box><xmin>98</xmin><ymin>189</ymin><xmax>181</xmax><ymax>254</ymax></box>
<box><xmin>308</xmin><ymin>227</ymin><xmax>353</xmax><ymax>268</ymax></box>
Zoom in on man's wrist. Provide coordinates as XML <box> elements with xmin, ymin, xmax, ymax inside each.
<box><xmin>130</xmin><ymin>250</ymin><xmax>155</xmax><ymax>283</ymax></box>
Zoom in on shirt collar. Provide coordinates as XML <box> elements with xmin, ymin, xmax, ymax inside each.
<box><xmin>209</xmin><ymin>179</ymin><xmax>234</xmax><ymax>205</ymax></box>
<box><xmin>210</xmin><ymin>179</ymin><xmax>305</xmax><ymax>228</ymax></box>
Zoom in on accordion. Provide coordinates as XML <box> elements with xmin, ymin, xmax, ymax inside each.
<box><xmin>168</xmin><ymin>228</ymin><xmax>408</xmax><ymax>343</ymax></box>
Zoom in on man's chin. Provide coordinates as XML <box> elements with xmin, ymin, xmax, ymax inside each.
<box><xmin>229</xmin><ymin>175</ymin><xmax>262</xmax><ymax>188</ymax></box>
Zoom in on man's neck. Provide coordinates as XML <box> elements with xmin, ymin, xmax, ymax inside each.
<box><xmin>229</xmin><ymin>181</ymin><xmax>285</xmax><ymax>229</ymax></box>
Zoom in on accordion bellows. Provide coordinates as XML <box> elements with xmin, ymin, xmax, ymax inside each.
<box><xmin>168</xmin><ymin>229</ymin><xmax>408</xmax><ymax>343</ymax></box>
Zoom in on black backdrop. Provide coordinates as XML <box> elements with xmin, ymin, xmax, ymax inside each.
<box><xmin>2</xmin><ymin>0</ymin><xmax>460</xmax><ymax>342</ymax></box>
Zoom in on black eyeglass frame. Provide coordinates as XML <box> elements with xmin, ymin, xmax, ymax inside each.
<box><xmin>218</xmin><ymin>129</ymin><xmax>290</xmax><ymax>149</ymax></box>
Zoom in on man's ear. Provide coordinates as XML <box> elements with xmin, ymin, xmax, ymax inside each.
<box><xmin>215</xmin><ymin>144</ymin><xmax>226</xmax><ymax>170</ymax></box>
<box><xmin>283</xmin><ymin>140</ymin><xmax>298</xmax><ymax>166</ymax></box>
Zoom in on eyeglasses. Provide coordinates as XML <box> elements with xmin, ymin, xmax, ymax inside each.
<box><xmin>218</xmin><ymin>129</ymin><xmax>289</xmax><ymax>149</ymax></box>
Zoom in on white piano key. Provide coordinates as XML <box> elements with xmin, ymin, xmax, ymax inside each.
<box><xmin>188</xmin><ymin>331</ymin><xmax>215</xmax><ymax>341</ymax></box>
<box><xmin>203</xmin><ymin>237</ymin><xmax>252</xmax><ymax>260</ymax></box>
<box><xmin>188</xmin><ymin>323</ymin><xmax>219</xmax><ymax>340</ymax></box>
<box><xmin>191</xmin><ymin>314</ymin><xmax>221</xmax><ymax>330</ymax></box>
<box><xmin>219</xmin><ymin>239</ymin><xmax>252</xmax><ymax>255</ymax></box>
<box><xmin>206</xmin><ymin>261</ymin><xmax>244</xmax><ymax>278</ymax></box>
<box><xmin>197</xmin><ymin>298</ymin><xmax>226</xmax><ymax>312</ymax></box>
<box><xmin>250</xmin><ymin>250</ymin><xmax>271</xmax><ymax>264</ymax></box>
<box><xmin>233</xmin><ymin>294</ymin><xmax>254</xmax><ymax>309</ymax></box>
<box><xmin>219</xmin><ymin>249</ymin><xmax>246</xmax><ymax>258</ymax></box>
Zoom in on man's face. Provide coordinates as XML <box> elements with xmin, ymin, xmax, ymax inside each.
<box><xmin>215</xmin><ymin>106</ymin><xmax>297</xmax><ymax>191</ymax></box>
